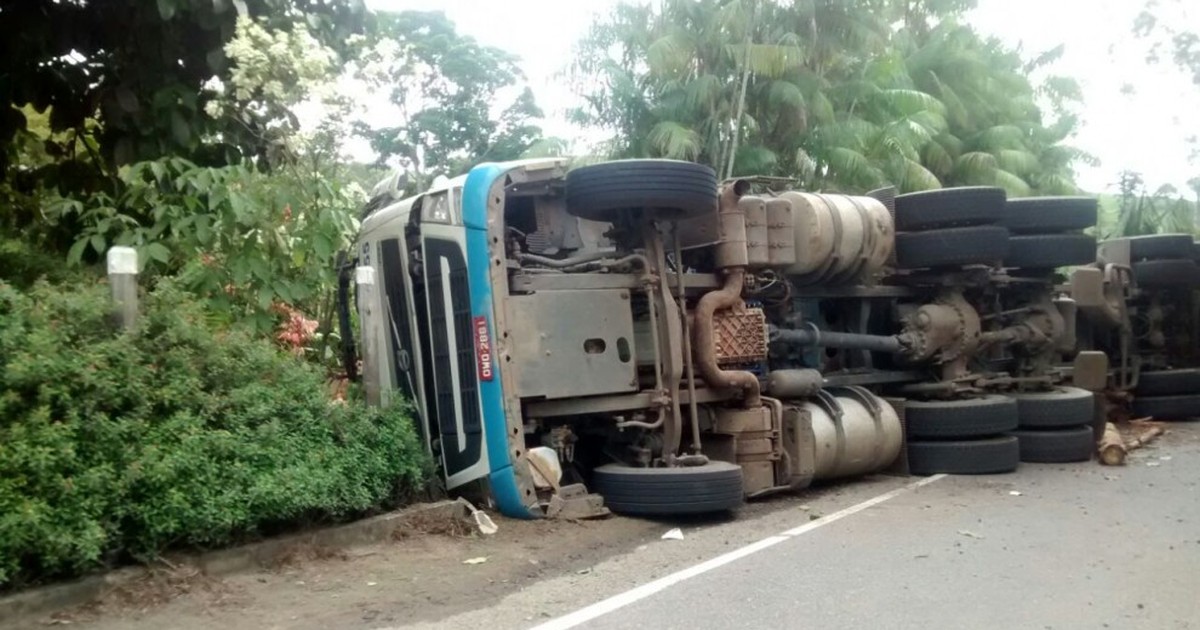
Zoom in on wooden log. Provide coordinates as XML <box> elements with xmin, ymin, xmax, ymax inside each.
<box><xmin>1097</xmin><ymin>422</ymin><xmax>1127</xmax><ymax>466</ymax></box>
<box><xmin>1125</xmin><ymin>425</ymin><xmax>1165</xmax><ymax>452</ymax></box>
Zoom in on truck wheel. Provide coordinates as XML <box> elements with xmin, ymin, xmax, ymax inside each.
<box><xmin>1132</xmin><ymin>258</ymin><xmax>1200</xmax><ymax>287</ymax></box>
<box><xmin>894</xmin><ymin>225</ymin><xmax>1009</xmax><ymax>269</ymax></box>
<box><xmin>1004</xmin><ymin>233</ymin><xmax>1097</xmax><ymax>270</ymax></box>
<box><xmin>1002</xmin><ymin>197</ymin><xmax>1098</xmax><ymax>233</ymax></box>
<box><xmin>1125</xmin><ymin>234</ymin><xmax>1196</xmax><ymax>260</ymax></box>
<box><xmin>1136</xmin><ymin>369</ymin><xmax>1200</xmax><ymax>396</ymax></box>
<box><xmin>893</xmin><ymin>186</ymin><xmax>1006</xmax><ymax>230</ymax></box>
<box><xmin>591</xmin><ymin>461</ymin><xmax>744</xmax><ymax>515</ymax></box>
<box><xmin>1131</xmin><ymin>394</ymin><xmax>1200</xmax><ymax>421</ymax></box>
<box><xmin>904</xmin><ymin>395</ymin><xmax>1018</xmax><ymax>439</ymax></box>
<box><xmin>1009</xmin><ymin>387</ymin><xmax>1095</xmax><ymax>428</ymax></box>
<box><xmin>565</xmin><ymin>159</ymin><xmax>718</xmax><ymax>222</ymax></box>
<box><xmin>907</xmin><ymin>436</ymin><xmax>1019</xmax><ymax>475</ymax></box>
<box><xmin>1010</xmin><ymin>426</ymin><xmax>1094</xmax><ymax>463</ymax></box>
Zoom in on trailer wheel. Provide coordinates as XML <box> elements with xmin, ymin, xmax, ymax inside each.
<box><xmin>1124</xmin><ymin>234</ymin><xmax>1196</xmax><ymax>260</ymax></box>
<box><xmin>591</xmin><ymin>461</ymin><xmax>744</xmax><ymax>515</ymax></box>
<box><xmin>565</xmin><ymin>159</ymin><xmax>718</xmax><ymax>222</ymax></box>
<box><xmin>904</xmin><ymin>395</ymin><xmax>1018</xmax><ymax>439</ymax></box>
<box><xmin>1131</xmin><ymin>394</ymin><xmax>1200</xmax><ymax>421</ymax></box>
<box><xmin>893</xmin><ymin>186</ymin><xmax>1006</xmax><ymax>231</ymax></box>
<box><xmin>907</xmin><ymin>436</ymin><xmax>1019</xmax><ymax>475</ymax></box>
<box><xmin>1002</xmin><ymin>197</ymin><xmax>1098</xmax><ymax>233</ymax></box>
<box><xmin>1004</xmin><ymin>233</ymin><xmax>1097</xmax><ymax>270</ymax></box>
<box><xmin>1009</xmin><ymin>387</ymin><xmax>1095</xmax><ymax>428</ymax></box>
<box><xmin>1132</xmin><ymin>258</ymin><xmax>1200</xmax><ymax>287</ymax></box>
<box><xmin>1010</xmin><ymin>426</ymin><xmax>1094</xmax><ymax>463</ymax></box>
<box><xmin>1136</xmin><ymin>369</ymin><xmax>1200</xmax><ymax>396</ymax></box>
<box><xmin>894</xmin><ymin>225</ymin><xmax>1010</xmax><ymax>269</ymax></box>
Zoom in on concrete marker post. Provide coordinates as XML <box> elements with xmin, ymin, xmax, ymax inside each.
<box><xmin>355</xmin><ymin>266</ymin><xmax>381</xmax><ymax>406</ymax></box>
<box><xmin>106</xmin><ymin>247</ymin><xmax>139</xmax><ymax>331</ymax></box>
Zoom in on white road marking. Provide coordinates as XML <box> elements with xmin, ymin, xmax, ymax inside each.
<box><xmin>529</xmin><ymin>474</ymin><xmax>947</xmax><ymax>630</ymax></box>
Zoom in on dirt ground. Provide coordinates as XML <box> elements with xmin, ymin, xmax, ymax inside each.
<box><xmin>6</xmin><ymin>478</ymin><xmax>885</xmax><ymax>630</ymax></box>
<box><xmin>10</xmin><ymin>515</ymin><xmax>654</xmax><ymax>630</ymax></box>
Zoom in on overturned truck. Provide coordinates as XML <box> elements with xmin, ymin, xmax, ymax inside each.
<box><xmin>347</xmin><ymin>158</ymin><xmax>1120</xmax><ymax>519</ymax></box>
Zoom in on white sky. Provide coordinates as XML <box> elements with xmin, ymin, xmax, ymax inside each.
<box><xmin>365</xmin><ymin>0</ymin><xmax>1200</xmax><ymax>198</ymax></box>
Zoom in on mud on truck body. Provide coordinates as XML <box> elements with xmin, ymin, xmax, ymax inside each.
<box><xmin>345</xmin><ymin>158</ymin><xmax>1117</xmax><ymax>519</ymax></box>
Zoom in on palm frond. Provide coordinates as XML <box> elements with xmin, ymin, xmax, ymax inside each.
<box><xmin>810</xmin><ymin>90</ymin><xmax>835</xmax><ymax>125</ymax></box>
<box><xmin>955</xmin><ymin>151</ymin><xmax>999</xmax><ymax>179</ymax></box>
<box><xmin>767</xmin><ymin>80</ymin><xmax>807</xmax><ymax>113</ymax></box>
<box><xmin>725</xmin><ymin>43</ymin><xmax>806</xmax><ymax>79</ymax></box>
<box><xmin>647</xmin><ymin>120</ymin><xmax>702</xmax><ymax>160</ymax></box>
<box><xmin>995</xmin><ymin>149</ymin><xmax>1039</xmax><ymax>176</ymax></box>
<box><xmin>901</xmin><ymin>159</ymin><xmax>942</xmax><ymax>192</ymax></box>
<box><xmin>973</xmin><ymin>125</ymin><xmax>1027</xmax><ymax>151</ymax></box>
<box><xmin>877</xmin><ymin>89</ymin><xmax>946</xmax><ymax>117</ymax></box>
<box><xmin>826</xmin><ymin>147</ymin><xmax>885</xmax><ymax>188</ymax></box>
<box><xmin>647</xmin><ymin>30</ymin><xmax>696</xmax><ymax>77</ymax></box>
<box><xmin>733</xmin><ymin>145</ymin><xmax>779</xmax><ymax>176</ymax></box>
<box><xmin>991</xmin><ymin>168</ymin><xmax>1033</xmax><ymax>197</ymax></box>
<box><xmin>922</xmin><ymin>141</ymin><xmax>955</xmax><ymax>177</ymax></box>
<box><xmin>684</xmin><ymin>74</ymin><xmax>725</xmax><ymax>115</ymax></box>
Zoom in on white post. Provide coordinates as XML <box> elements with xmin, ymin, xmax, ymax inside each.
<box><xmin>107</xmin><ymin>247</ymin><xmax>139</xmax><ymax>331</ymax></box>
<box><xmin>355</xmin><ymin>266</ymin><xmax>382</xmax><ymax>406</ymax></box>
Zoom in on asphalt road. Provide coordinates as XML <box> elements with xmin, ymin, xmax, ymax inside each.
<box><xmin>400</xmin><ymin>422</ymin><xmax>1200</xmax><ymax>630</ymax></box>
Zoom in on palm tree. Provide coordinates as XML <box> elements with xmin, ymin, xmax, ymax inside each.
<box><xmin>572</xmin><ymin>0</ymin><xmax>1084</xmax><ymax>195</ymax></box>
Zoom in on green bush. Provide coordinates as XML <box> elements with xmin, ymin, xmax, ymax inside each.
<box><xmin>0</xmin><ymin>280</ymin><xmax>430</xmax><ymax>588</ymax></box>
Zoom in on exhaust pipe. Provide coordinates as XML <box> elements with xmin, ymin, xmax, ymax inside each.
<box><xmin>693</xmin><ymin>181</ymin><xmax>760</xmax><ymax>408</ymax></box>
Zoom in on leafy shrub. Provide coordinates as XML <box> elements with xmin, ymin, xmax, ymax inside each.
<box><xmin>46</xmin><ymin>156</ymin><xmax>365</xmax><ymax>333</ymax></box>
<box><xmin>0</xmin><ymin>280</ymin><xmax>429</xmax><ymax>589</ymax></box>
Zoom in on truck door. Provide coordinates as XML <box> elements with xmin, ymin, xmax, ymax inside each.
<box><xmin>419</xmin><ymin>189</ymin><xmax>488</xmax><ymax>487</ymax></box>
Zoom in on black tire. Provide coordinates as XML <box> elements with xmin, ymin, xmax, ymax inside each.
<box><xmin>1131</xmin><ymin>394</ymin><xmax>1200</xmax><ymax>421</ymax></box>
<box><xmin>1132</xmin><ymin>259</ymin><xmax>1200</xmax><ymax>287</ymax></box>
<box><xmin>904</xmin><ymin>395</ymin><xmax>1019</xmax><ymax>439</ymax></box>
<box><xmin>1008</xmin><ymin>387</ymin><xmax>1095</xmax><ymax>429</ymax></box>
<box><xmin>907</xmin><ymin>436</ymin><xmax>1020</xmax><ymax>475</ymax></box>
<box><xmin>894</xmin><ymin>226</ymin><xmax>1010</xmax><ymax>269</ymax></box>
<box><xmin>566</xmin><ymin>159</ymin><xmax>718</xmax><ymax>222</ymax></box>
<box><xmin>1002</xmin><ymin>197</ymin><xmax>1098</xmax><ymax>233</ymax></box>
<box><xmin>1126</xmin><ymin>234</ymin><xmax>1196</xmax><ymax>260</ymax></box>
<box><xmin>1136</xmin><ymin>369</ymin><xmax>1200</xmax><ymax>396</ymax></box>
<box><xmin>893</xmin><ymin>187</ymin><xmax>1006</xmax><ymax>231</ymax></box>
<box><xmin>591</xmin><ymin>461</ymin><xmax>744</xmax><ymax>515</ymax></box>
<box><xmin>1004</xmin><ymin>233</ymin><xmax>1097</xmax><ymax>270</ymax></box>
<box><xmin>1010</xmin><ymin>426</ymin><xmax>1094</xmax><ymax>463</ymax></box>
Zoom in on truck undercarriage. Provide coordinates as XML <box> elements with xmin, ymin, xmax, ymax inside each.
<box><xmin>348</xmin><ymin>158</ymin><xmax>1200</xmax><ymax>519</ymax></box>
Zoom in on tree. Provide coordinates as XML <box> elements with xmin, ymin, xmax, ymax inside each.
<box><xmin>571</xmin><ymin>0</ymin><xmax>1085</xmax><ymax>195</ymax></box>
<box><xmin>354</xmin><ymin>11</ymin><xmax>550</xmax><ymax>192</ymax></box>
<box><xmin>1133</xmin><ymin>0</ymin><xmax>1199</xmax><ymax>87</ymax></box>
<box><xmin>0</xmin><ymin>0</ymin><xmax>367</xmax><ymax>178</ymax></box>
<box><xmin>1108</xmin><ymin>171</ymin><xmax>1196</xmax><ymax>237</ymax></box>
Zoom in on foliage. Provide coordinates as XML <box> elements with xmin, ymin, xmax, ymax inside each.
<box><xmin>353</xmin><ymin>10</ymin><xmax>555</xmax><ymax>192</ymax></box>
<box><xmin>1133</xmin><ymin>0</ymin><xmax>1199</xmax><ymax>87</ymax></box>
<box><xmin>45</xmin><ymin>156</ymin><xmax>364</xmax><ymax>333</ymax></box>
<box><xmin>572</xmin><ymin>0</ymin><xmax>1085</xmax><ymax>195</ymax></box>
<box><xmin>0</xmin><ymin>0</ymin><xmax>367</xmax><ymax>176</ymax></box>
<box><xmin>0</xmin><ymin>280</ymin><xmax>430</xmax><ymax>589</ymax></box>
<box><xmin>1103</xmin><ymin>171</ymin><xmax>1197</xmax><ymax>238</ymax></box>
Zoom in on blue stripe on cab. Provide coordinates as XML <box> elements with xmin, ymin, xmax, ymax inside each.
<box><xmin>461</xmin><ymin>163</ymin><xmax>539</xmax><ymax>519</ymax></box>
